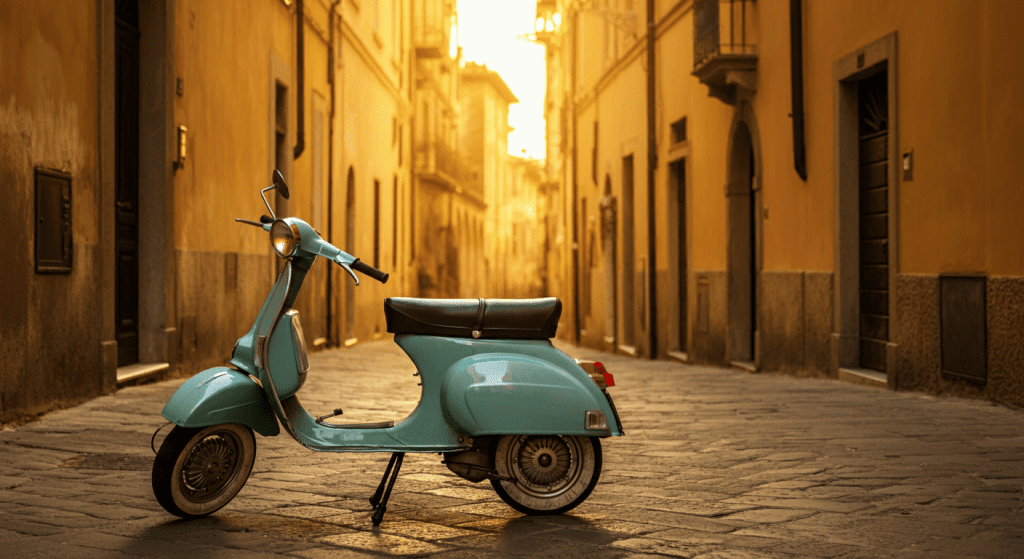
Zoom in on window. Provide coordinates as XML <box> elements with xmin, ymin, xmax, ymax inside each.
<box><xmin>671</xmin><ymin>117</ymin><xmax>687</xmax><ymax>144</ymax></box>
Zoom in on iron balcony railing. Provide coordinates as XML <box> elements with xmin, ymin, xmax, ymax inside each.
<box><xmin>414</xmin><ymin>19</ymin><xmax>451</xmax><ymax>58</ymax></box>
<box><xmin>415</xmin><ymin>140</ymin><xmax>483</xmax><ymax>195</ymax></box>
<box><xmin>415</xmin><ymin>140</ymin><xmax>458</xmax><ymax>177</ymax></box>
<box><xmin>694</xmin><ymin>0</ymin><xmax>756</xmax><ymax>69</ymax></box>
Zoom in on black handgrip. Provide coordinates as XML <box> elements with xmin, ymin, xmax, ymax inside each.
<box><xmin>259</xmin><ymin>214</ymin><xmax>274</xmax><ymax>224</ymax></box>
<box><xmin>351</xmin><ymin>259</ymin><xmax>389</xmax><ymax>284</ymax></box>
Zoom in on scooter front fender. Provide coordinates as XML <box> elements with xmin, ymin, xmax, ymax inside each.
<box><xmin>162</xmin><ymin>367</ymin><xmax>280</xmax><ymax>437</ymax></box>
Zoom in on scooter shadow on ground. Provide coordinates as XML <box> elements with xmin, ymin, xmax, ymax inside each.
<box><xmin>130</xmin><ymin>511</ymin><xmax>619</xmax><ymax>554</ymax></box>
<box><xmin>130</xmin><ymin>513</ymin><xmax>348</xmax><ymax>550</ymax></box>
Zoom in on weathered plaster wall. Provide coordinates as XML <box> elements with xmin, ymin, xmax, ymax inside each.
<box><xmin>0</xmin><ymin>1</ymin><xmax>107</xmax><ymax>423</ymax></box>
<box><xmin>175</xmin><ymin>251</ymin><xmax>274</xmax><ymax>375</ymax></box>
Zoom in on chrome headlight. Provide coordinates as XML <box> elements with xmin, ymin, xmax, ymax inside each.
<box><xmin>270</xmin><ymin>220</ymin><xmax>300</xmax><ymax>257</ymax></box>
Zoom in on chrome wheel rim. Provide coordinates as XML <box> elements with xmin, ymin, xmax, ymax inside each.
<box><xmin>179</xmin><ymin>430</ymin><xmax>242</xmax><ymax>503</ymax></box>
<box><xmin>507</xmin><ymin>435</ymin><xmax>583</xmax><ymax>498</ymax></box>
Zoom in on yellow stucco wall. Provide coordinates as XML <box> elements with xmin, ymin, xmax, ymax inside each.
<box><xmin>170</xmin><ymin>0</ymin><xmax>410</xmax><ymax>345</ymax></box>
<box><xmin>753</xmin><ymin>0</ymin><xmax>829</xmax><ymax>272</ymax></box>
<box><xmin>753</xmin><ymin>0</ymin><xmax>1024</xmax><ymax>275</ymax></box>
<box><xmin>655</xmin><ymin>4</ymin><xmax>733</xmax><ymax>274</ymax></box>
<box><xmin>0</xmin><ymin>0</ymin><xmax>109</xmax><ymax>421</ymax></box>
<box><xmin>1</xmin><ymin>0</ymin><xmax>100</xmax><ymax>245</ymax></box>
<box><xmin>173</xmin><ymin>0</ymin><xmax>291</xmax><ymax>254</ymax></box>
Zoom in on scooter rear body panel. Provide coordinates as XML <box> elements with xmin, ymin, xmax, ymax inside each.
<box><xmin>397</xmin><ymin>334</ymin><xmax>622</xmax><ymax>438</ymax></box>
<box><xmin>161</xmin><ymin>367</ymin><xmax>280</xmax><ymax>437</ymax></box>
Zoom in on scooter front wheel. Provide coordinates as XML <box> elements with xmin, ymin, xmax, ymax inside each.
<box><xmin>490</xmin><ymin>434</ymin><xmax>601</xmax><ymax>515</ymax></box>
<box><xmin>152</xmin><ymin>423</ymin><xmax>256</xmax><ymax>518</ymax></box>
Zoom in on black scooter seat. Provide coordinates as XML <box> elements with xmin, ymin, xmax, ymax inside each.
<box><xmin>384</xmin><ymin>297</ymin><xmax>561</xmax><ymax>340</ymax></box>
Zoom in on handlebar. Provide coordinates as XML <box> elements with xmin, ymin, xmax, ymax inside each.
<box><xmin>238</xmin><ymin>212</ymin><xmax>388</xmax><ymax>285</ymax></box>
<box><xmin>234</xmin><ymin>215</ymin><xmax>275</xmax><ymax>227</ymax></box>
<box><xmin>351</xmin><ymin>259</ymin><xmax>389</xmax><ymax>284</ymax></box>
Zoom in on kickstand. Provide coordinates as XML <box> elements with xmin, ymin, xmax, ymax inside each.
<box><xmin>369</xmin><ymin>452</ymin><xmax>404</xmax><ymax>525</ymax></box>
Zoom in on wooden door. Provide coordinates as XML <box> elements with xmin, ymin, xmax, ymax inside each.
<box><xmin>115</xmin><ymin>0</ymin><xmax>140</xmax><ymax>366</ymax></box>
<box><xmin>857</xmin><ymin>71</ymin><xmax>889</xmax><ymax>372</ymax></box>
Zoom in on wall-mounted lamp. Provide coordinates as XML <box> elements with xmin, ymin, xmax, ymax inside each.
<box><xmin>535</xmin><ymin>12</ymin><xmax>560</xmax><ymax>33</ymax></box>
<box><xmin>174</xmin><ymin>125</ymin><xmax>187</xmax><ymax>172</ymax></box>
<box><xmin>535</xmin><ymin>0</ymin><xmax>560</xmax><ymax>41</ymax></box>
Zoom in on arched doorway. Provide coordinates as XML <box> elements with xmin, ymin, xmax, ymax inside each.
<box><xmin>726</xmin><ymin>109</ymin><xmax>761</xmax><ymax>367</ymax></box>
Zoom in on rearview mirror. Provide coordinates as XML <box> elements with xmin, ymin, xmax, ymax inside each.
<box><xmin>273</xmin><ymin>170</ymin><xmax>290</xmax><ymax>200</ymax></box>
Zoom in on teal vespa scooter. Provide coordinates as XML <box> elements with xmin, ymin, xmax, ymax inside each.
<box><xmin>152</xmin><ymin>171</ymin><xmax>624</xmax><ymax>525</ymax></box>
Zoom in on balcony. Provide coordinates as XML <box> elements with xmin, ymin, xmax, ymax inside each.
<box><xmin>415</xmin><ymin>140</ymin><xmax>481</xmax><ymax>197</ymax></box>
<box><xmin>692</xmin><ymin>0</ymin><xmax>757</xmax><ymax>105</ymax></box>
<box><xmin>415</xmin><ymin>25</ymin><xmax>450</xmax><ymax>59</ymax></box>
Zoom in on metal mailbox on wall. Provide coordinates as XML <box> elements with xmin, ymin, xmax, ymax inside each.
<box><xmin>34</xmin><ymin>168</ymin><xmax>72</xmax><ymax>274</ymax></box>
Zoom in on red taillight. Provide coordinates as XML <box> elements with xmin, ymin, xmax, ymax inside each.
<box><xmin>594</xmin><ymin>362</ymin><xmax>615</xmax><ymax>387</ymax></box>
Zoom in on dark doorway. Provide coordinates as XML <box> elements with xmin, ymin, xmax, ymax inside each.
<box><xmin>600</xmin><ymin>176</ymin><xmax>617</xmax><ymax>349</ymax></box>
<box><xmin>115</xmin><ymin>0</ymin><xmax>140</xmax><ymax>366</ymax></box>
<box><xmin>581</xmin><ymin>198</ymin><xmax>590</xmax><ymax>326</ymax></box>
<box><xmin>857</xmin><ymin>70</ymin><xmax>889</xmax><ymax>372</ymax></box>
<box><xmin>727</xmin><ymin>121</ymin><xmax>758</xmax><ymax>365</ymax></box>
<box><xmin>620</xmin><ymin>155</ymin><xmax>635</xmax><ymax>351</ymax></box>
<box><xmin>670</xmin><ymin>159</ymin><xmax>687</xmax><ymax>354</ymax></box>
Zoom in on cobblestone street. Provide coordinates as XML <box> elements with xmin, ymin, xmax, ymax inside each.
<box><xmin>2</xmin><ymin>338</ymin><xmax>1023</xmax><ymax>558</ymax></box>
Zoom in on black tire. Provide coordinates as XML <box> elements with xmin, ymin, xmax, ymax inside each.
<box><xmin>489</xmin><ymin>434</ymin><xmax>602</xmax><ymax>515</ymax></box>
<box><xmin>152</xmin><ymin>424</ymin><xmax>256</xmax><ymax>518</ymax></box>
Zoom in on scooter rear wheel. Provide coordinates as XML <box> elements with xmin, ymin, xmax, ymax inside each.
<box><xmin>152</xmin><ymin>423</ymin><xmax>256</xmax><ymax>518</ymax></box>
<box><xmin>490</xmin><ymin>434</ymin><xmax>601</xmax><ymax>515</ymax></box>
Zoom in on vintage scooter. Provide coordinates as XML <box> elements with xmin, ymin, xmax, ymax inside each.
<box><xmin>151</xmin><ymin>171</ymin><xmax>624</xmax><ymax>525</ymax></box>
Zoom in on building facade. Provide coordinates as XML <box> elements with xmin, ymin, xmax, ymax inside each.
<box><xmin>545</xmin><ymin>0</ymin><xmax>1024</xmax><ymax>406</ymax></box>
<box><xmin>506</xmin><ymin>155</ymin><xmax>548</xmax><ymax>298</ymax></box>
<box><xmin>1</xmin><ymin>0</ymin><xmax>546</xmax><ymax>423</ymax></box>
<box><xmin>411</xmin><ymin>0</ymin><xmax>475</xmax><ymax>299</ymax></box>
<box><xmin>458</xmin><ymin>62</ymin><xmax>518</xmax><ymax>298</ymax></box>
<box><xmin>0</xmin><ymin>0</ymin><xmax>432</xmax><ymax>423</ymax></box>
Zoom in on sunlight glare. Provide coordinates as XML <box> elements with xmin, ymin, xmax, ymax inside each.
<box><xmin>458</xmin><ymin>0</ymin><xmax>547</xmax><ymax>161</ymax></box>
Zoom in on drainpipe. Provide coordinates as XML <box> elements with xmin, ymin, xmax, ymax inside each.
<box><xmin>326</xmin><ymin>0</ymin><xmax>342</xmax><ymax>346</ymax></box>
<box><xmin>646</xmin><ymin>0</ymin><xmax>658</xmax><ymax>359</ymax></box>
<box><xmin>789</xmin><ymin>0</ymin><xmax>806</xmax><ymax>180</ymax></box>
<box><xmin>293</xmin><ymin>0</ymin><xmax>306</xmax><ymax>159</ymax></box>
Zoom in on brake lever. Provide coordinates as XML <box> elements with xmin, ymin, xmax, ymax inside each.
<box><xmin>339</xmin><ymin>262</ymin><xmax>360</xmax><ymax>286</ymax></box>
<box><xmin>235</xmin><ymin>218</ymin><xmax>264</xmax><ymax>227</ymax></box>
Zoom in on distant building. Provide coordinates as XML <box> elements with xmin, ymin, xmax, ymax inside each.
<box><xmin>542</xmin><ymin>0</ymin><xmax>1024</xmax><ymax>406</ymax></box>
<box><xmin>458</xmin><ymin>62</ymin><xmax>518</xmax><ymax>298</ymax></box>
<box><xmin>411</xmin><ymin>0</ymin><xmax>476</xmax><ymax>299</ymax></box>
<box><xmin>506</xmin><ymin>155</ymin><xmax>548</xmax><ymax>299</ymax></box>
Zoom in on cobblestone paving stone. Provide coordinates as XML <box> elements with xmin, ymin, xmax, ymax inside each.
<box><xmin>2</xmin><ymin>338</ymin><xmax>1023</xmax><ymax>557</ymax></box>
